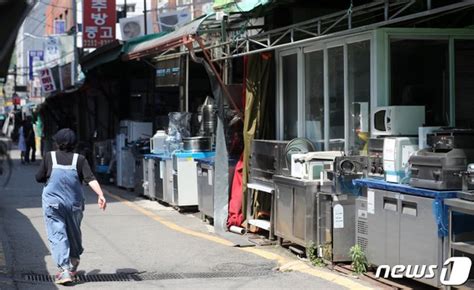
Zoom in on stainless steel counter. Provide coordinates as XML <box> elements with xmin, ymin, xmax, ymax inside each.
<box><xmin>273</xmin><ymin>175</ymin><xmax>319</xmax><ymax>247</ymax></box>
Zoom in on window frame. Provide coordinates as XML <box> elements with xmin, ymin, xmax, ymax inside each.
<box><xmin>276</xmin><ymin>32</ymin><xmax>373</xmax><ymax>153</ymax></box>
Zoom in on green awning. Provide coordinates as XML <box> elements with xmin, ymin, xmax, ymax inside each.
<box><xmin>124</xmin><ymin>16</ymin><xmax>210</xmax><ymax>60</ymax></box>
<box><xmin>121</xmin><ymin>32</ymin><xmax>169</xmax><ymax>54</ymax></box>
<box><xmin>213</xmin><ymin>0</ymin><xmax>271</xmax><ymax>12</ymax></box>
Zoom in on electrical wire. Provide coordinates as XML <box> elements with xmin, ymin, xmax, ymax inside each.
<box><xmin>12</xmin><ymin>51</ymin><xmax>75</xmax><ymax>71</ymax></box>
<box><xmin>38</xmin><ymin>0</ymin><xmax>78</xmax><ymax>11</ymax></box>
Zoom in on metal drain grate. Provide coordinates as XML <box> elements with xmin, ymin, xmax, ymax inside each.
<box><xmin>21</xmin><ymin>271</ymin><xmax>272</xmax><ymax>283</ymax></box>
<box><xmin>22</xmin><ymin>273</ymin><xmax>137</xmax><ymax>283</ymax></box>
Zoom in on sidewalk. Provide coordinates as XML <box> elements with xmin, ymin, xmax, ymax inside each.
<box><xmin>0</xmin><ymin>149</ymin><xmax>373</xmax><ymax>289</ymax></box>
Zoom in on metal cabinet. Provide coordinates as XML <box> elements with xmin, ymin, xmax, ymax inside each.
<box><xmin>367</xmin><ymin>188</ymin><xmax>444</xmax><ymax>287</ymax></box>
<box><xmin>162</xmin><ymin>158</ymin><xmax>174</xmax><ymax>205</ymax></box>
<box><xmin>155</xmin><ymin>157</ymin><xmax>164</xmax><ymax>201</ymax></box>
<box><xmin>197</xmin><ymin>160</ymin><xmax>214</xmax><ymax>219</ymax></box>
<box><xmin>146</xmin><ymin>158</ymin><xmax>157</xmax><ymax>200</ymax></box>
<box><xmin>317</xmin><ymin>192</ymin><xmax>356</xmax><ymax>263</ymax></box>
<box><xmin>142</xmin><ymin>158</ymin><xmax>149</xmax><ymax>197</ymax></box>
<box><xmin>273</xmin><ymin>175</ymin><xmax>319</xmax><ymax>247</ymax></box>
<box><xmin>134</xmin><ymin>156</ymin><xmax>144</xmax><ymax>195</ymax></box>
<box><xmin>173</xmin><ymin>155</ymin><xmax>199</xmax><ymax>207</ymax></box>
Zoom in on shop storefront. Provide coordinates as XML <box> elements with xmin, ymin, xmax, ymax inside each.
<box><xmin>277</xmin><ymin>28</ymin><xmax>474</xmax><ymax>153</ymax></box>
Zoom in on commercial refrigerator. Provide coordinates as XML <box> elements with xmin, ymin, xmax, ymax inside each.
<box><xmin>161</xmin><ymin>155</ymin><xmax>174</xmax><ymax>205</ymax></box>
<box><xmin>196</xmin><ymin>158</ymin><xmax>215</xmax><ymax>219</ymax></box>
<box><xmin>366</xmin><ymin>187</ymin><xmax>450</xmax><ymax>287</ymax></box>
<box><xmin>116</xmin><ymin>134</ymin><xmax>135</xmax><ymax>189</ymax></box>
<box><xmin>273</xmin><ymin>175</ymin><xmax>319</xmax><ymax>247</ymax></box>
<box><xmin>116</xmin><ymin>121</ymin><xmax>152</xmax><ymax>189</ymax></box>
<box><xmin>173</xmin><ymin>151</ymin><xmax>215</xmax><ymax>207</ymax></box>
<box><xmin>119</xmin><ymin>120</ymin><xmax>153</xmax><ymax>142</ymax></box>
<box><xmin>196</xmin><ymin>157</ymin><xmax>237</xmax><ymax>219</ymax></box>
<box><xmin>154</xmin><ymin>155</ymin><xmax>164</xmax><ymax>201</ymax></box>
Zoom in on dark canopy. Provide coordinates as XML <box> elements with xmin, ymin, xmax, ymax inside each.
<box><xmin>0</xmin><ymin>0</ymin><xmax>33</xmax><ymax>79</ymax></box>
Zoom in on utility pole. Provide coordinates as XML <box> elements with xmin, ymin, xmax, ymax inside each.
<box><xmin>13</xmin><ymin>65</ymin><xmax>17</xmax><ymax>93</ymax></box>
<box><xmin>13</xmin><ymin>65</ymin><xmax>18</xmax><ymax>110</ymax></box>
<box><xmin>144</xmin><ymin>0</ymin><xmax>148</xmax><ymax>35</ymax></box>
<box><xmin>124</xmin><ymin>0</ymin><xmax>127</xmax><ymax>18</ymax></box>
<box><xmin>72</xmin><ymin>0</ymin><xmax>78</xmax><ymax>86</ymax></box>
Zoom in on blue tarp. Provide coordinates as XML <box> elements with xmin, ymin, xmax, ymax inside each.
<box><xmin>173</xmin><ymin>151</ymin><xmax>216</xmax><ymax>159</ymax></box>
<box><xmin>353</xmin><ymin>178</ymin><xmax>457</xmax><ymax>237</ymax></box>
<box><xmin>195</xmin><ymin>157</ymin><xmax>215</xmax><ymax>165</ymax></box>
<box><xmin>143</xmin><ymin>153</ymin><xmax>167</xmax><ymax>160</ymax></box>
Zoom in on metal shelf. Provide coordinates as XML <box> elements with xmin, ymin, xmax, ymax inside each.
<box><xmin>248</xmin><ymin>219</ymin><xmax>271</xmax><ymax>231</ymax></box>
<box><xmin>451</xmin><ymin>241</ymin><xmax>474</xmax><ymax>255</ymax></box>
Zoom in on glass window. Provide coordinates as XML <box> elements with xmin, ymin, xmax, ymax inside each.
<box><xmin>455</xmin><ymin>40</ymin><xmax>474</xmax><ymax>128</ymax></box>
<box><xmin>304</xmin><ymin>50</ymin><xmax>324</xmax><ymax>150</ymax></box>
<box><xmin>282</xmin><ymin>54</ymin><xmax>298</xmax><ymax>139</ymax></box>
<box><xmin>348</xmin><ymin>40</ymin><xmax>370</xmax><ymax>154</ymax></box>
<box><xmin>328</xmin><ymin>46</ymin><xmax>345</xmax><ymax>151</ymax></box>
<box><xmin>390</xmin><ymin>39</ymin><xmax>450</xmax><ymax>126</ymax></box>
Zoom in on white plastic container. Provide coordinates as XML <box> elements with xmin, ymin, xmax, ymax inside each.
<box><xmin>150</xmin><ymin>130</ymin><xmax>167</xmax><ymax>154</ymax></box>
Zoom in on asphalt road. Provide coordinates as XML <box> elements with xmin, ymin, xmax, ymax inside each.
<box><xmin>0</xmin><ymin>150</ymin><xmax>371</xmax><ymax>289</ymax></box>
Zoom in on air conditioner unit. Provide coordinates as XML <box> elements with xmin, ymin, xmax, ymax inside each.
<box><xmin>158</xmin><ymin>9</ymin><xmax>191</xmax><ymax>32</ymax></box>
<box><xmin>119</xmin><ymin>15</ymin><xmax>152</xmax><ymax>40</ymax></box>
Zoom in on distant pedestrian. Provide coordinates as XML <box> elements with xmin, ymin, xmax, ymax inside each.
<box><xmin>36</xmin><ymin>128</ymin><xmax>107</xmax><ymax>285</ymax></box>
<box><xmin>18</xmin><ymin>121</ymin><xmax>26</xmax><ymax>164</ymax></box>
<box><xmin>23</xmin><ymin>116</ymin><xmax>36</xmax><ymax>163</ymax></box>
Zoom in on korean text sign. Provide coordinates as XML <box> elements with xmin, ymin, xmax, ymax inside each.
<box><xmin>39</xmin><ymin>68</ymin><xmax>57</xmax><ymax>93</ymax></box>
<box><xmin>83</xmin><ymin>0</ymin><xmax>116</xmax><ymax>48</ymax></box>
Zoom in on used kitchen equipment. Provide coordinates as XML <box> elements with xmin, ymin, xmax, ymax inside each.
<box><xmin>119</xmin><ymin>120</ymin><xmax>153</xmax><ymax>142</ymax></box>
<box><xmin>144</xmin><ymin>154</ymin><xmax>166</xmax><ymax>201</ymax></box>
<box><xmin>197</xmin><ymin>158</ymin><xmax>215</xmax><ymax>220</ymax></box>
<box><xmin>142</xmin><ymin>155</ymin><xmax>157</xmax><ymax>199</ymax></box>
<box><xmin>383</xmin><ymin>137</ymin><xmax>418</xmax><ymax>183</ymax></box>
<box><xmin>154</xmin><ymin>155</ymin><xmax>165</xmax><ymax>201</ymax></box>
<box><xmin>182</xmin><ymin>136</ymin><xmax>212</xmax><ymax>152</ymax></box>
<box><xmin>131</xmin><ymin>139</ymin><xmax>149</xmax><ymax>195</ymax></box>
<box><xmin>371</xmin><ymin>106</ymin><xmax>425</xmax><ymax>136</ymax></box>
<box><xmin>354</xmin><ymin>179</ymin><xmax>457</xmax><ymax>288</ymax></box>
<box><xmin>173</xmin><ymin>151</ymin><xmax>215</xmax><ymax>207</ymax></box>
<box><xmin>116</xmin><ymin>121</ymin><xmax>152</xmax><ymax>189</ymax></box>
<box><xmin>142</xmin><ymin>157</ymin><xmax>149</xmax><ymax>197</ymax></box>
<box><xmin>317</xmin><ymin>192</ymin><xmax>357</xmax><ymax>263</ymax></box>
<box><xmin>409</xmin><ymin>129</ymin><xmax>474</xmax><ymax>190</ymax></box>
<box><xmin>332</xmin><ymin>156</ymin><xmax>368</xmax><ymax>195</ymax></box>
<box><xmin>368</xmin><ymin>138</ymin><xmax>384</xmax><ymax>179</ymax></box>
<box><xmin>290</xmin><ymin>151</ymin><xmax>343</xmax><ymax>182</ymax></box>
<box><xmin>116</xmin><ymin>134</ymin><xmax>135</xmax><ymax>189</ymax></box>
<box><xmin>250</xmin><ymin>140</ymin><xmax>290</xmax><ymax>183</ymax></box>
<box><xmin>458</xmin><ymin>164</ymin><xmax>474</xmax><ymax>201</ymax></box>
<box><xmin>150</xmin><ymin>130</ymin><xmax>167</xmax><ymax>154</ymax></box>
<box><xmin>93</xmin><ymin>140</ymin><xmax>113</xmax><ymax>184</ymax></box>
<box><xmin>161</xmin><ymin>155</ymin><xmax>174</xmax><ymax>205</ymax></box>
<box><xmin>134</xmin><ymin>156</ymin><xmax>144</xmax><ymax>195</ymax></box>
<box><xmin>196</xmin><ymin>157</ymin><xmax>237</xmax><ymax>220</ymax></box>
<box><xmin>246</xmin><ymin>140</ymin><xmax>289</xmax><ymax>237</ymax></box>
<box><xmin>273</xmin><ymin>175</ymin><xmax>319</xmax><ymax>247</ymax></box>
<box><xmin>418</xmin><ymin>126</ymin><xmax>441</xmax><ymax>149</ymax></box>
<box><xmin>355</xmin><ymin>196</ymin><xmax>369</xmax><ymax>254</ymax></box>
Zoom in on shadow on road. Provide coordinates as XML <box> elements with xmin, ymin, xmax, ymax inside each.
<box><xmin>0</xmin><ymin>152</ymin><xmax>135</xmax><ymax>289</ymax></box>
